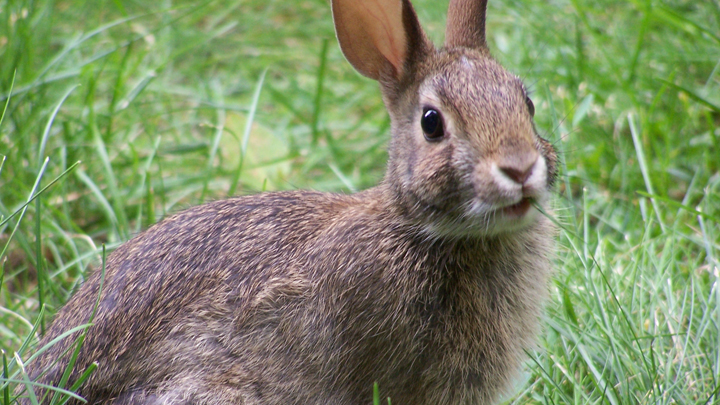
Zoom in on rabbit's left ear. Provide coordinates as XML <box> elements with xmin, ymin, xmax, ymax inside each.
<box><xmin>445</xmin><ymin>0</ymin><xmax>489</xmax><ymax>50</ymax></box>
<box><xmin>332</xmin><ymin>0</ymin><xmax>429</xmax><ymax>81</ymax></box>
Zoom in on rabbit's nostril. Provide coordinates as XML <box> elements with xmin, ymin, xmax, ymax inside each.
<box><xmin>499</xmin><ymin>164</ymin><xmax>533</xmax><ymax>185</ymax></box>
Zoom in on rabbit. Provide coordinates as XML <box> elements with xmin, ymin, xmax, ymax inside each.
<box><xmin>22</xmin><ymin>0</ymin><xmax>558</xmax><ymax>404</ymax></box>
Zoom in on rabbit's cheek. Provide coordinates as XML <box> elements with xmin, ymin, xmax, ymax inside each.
<box><xmin>535</xmin><ymin>136</ymin><xmax>558</xmax><ymax>187</ymax></box>
<box><xmin>470</xmin><ymin>165</ymin><xmax>503</xmax><ymax>209</ymax></box>
<box><xmin>414</xmin><ymin>145</ymin><xmax>462</xmax><ymax>205</ymax></box>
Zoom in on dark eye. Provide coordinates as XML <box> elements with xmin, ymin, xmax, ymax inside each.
<box><xmin>525</xmin><ymin>96</ymin><xmax>535</xmax><ymax>117</ymax></box>
<box><xmin>421</xmin><ymin>107</ymin><xmax>444</xmax><ymax>141</ymax></box>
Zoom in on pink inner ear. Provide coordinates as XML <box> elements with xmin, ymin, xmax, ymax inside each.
<box><xmin>333</xmin><ymin>0</ymin><xmax>410</xmax><ymax>79</ymax></box>
<box><xmin>360</xmin><ymin>0</ymin><xmax>407</xmax><ymax>74</ymax></box>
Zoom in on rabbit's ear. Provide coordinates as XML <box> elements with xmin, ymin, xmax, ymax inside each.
<box><xmin>332</xmin><ymin>0</ymin><xmax>428</xmax><ymax>81</ymax></box>
<box><xmin>445</xmin><ymin>0</ymin><xmax>488</xmax><ymax>50</ymax></box>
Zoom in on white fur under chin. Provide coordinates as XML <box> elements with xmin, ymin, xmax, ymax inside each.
<box><xmin>421</xmin><ymin>192</ymin><xmax>550</xmax><ymax>239</ymax></box>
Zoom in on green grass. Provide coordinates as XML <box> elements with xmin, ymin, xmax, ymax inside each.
<box><xmin>1</xmin><ymin>0</ymin><xmax>719</xmax><ymax>403</ymax></box>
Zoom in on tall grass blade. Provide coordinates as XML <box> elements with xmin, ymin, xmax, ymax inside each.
<box><xmin>75</xmin><ymin>169</ymin><xmax>119</xmax><ymax>234</ymax></box>
<box><xmin>636</xmin><ymin>190</ymin><xmax>720</xmax><ymax>224</ymax></box>
<box><xmin>15</xmin><ymin>353</ymin><xmax>39</xmax><ymax>405</ymax></box>
<box><xmin>4</xmin><ymin>378</ymin><xmax>86</xmax><ymax>404</ymax></box>
<box><xmin>38</xmin><ymin>85</ymin><xmax>79</xmax><ymax>165</ymax></box>
<box><xmin>0</xmin><ymin>71</ymin><xmax>15</xmax><ymax>128</ymax></box>
<box><xmin>0</xmin><ymin>158</ymin><xmax>50</xmax><ymax>263</ymax></box>
<box><xmin>2</xmin><ymin>350</ymin><xmax>9</xmax><ymax>405</ymax></box>
<box><xmin>653</xmin><ymin>6</ymin><xmax>720</xmax><ymax>45</ymax></box>
<box><xmin>92</xmin><ymin>127</ymin><xmax>128</xmax><ymax>240</ymax></box>
<box><xmin>56</xmin><ymin>362</ymin><xmax>97</xmax><ymax>405</ymax></box>
<box><xmin>201</xmin><ymin>85</ymin><xmax>226</xmax><ymax>202</ymax></box>
<box><xmin>231</xmin><ymin>69</ymin><xmax>267</xmax><ymax>196</ymax></box>
<box><xmin>6</xmin><ymin>306</ymin><xmax>44</xmax><ymax>376</ymax></box>
<box><xmin>138</xmin><ymin>137</ymin><xmax>162</xmax><ymax>229</ymax></box>
<box><xmin>628</xmin><ymin>113</ymin><xmax>665</xmax><ymax>232</ymax></box>
<box><xmin>0</xmin><ymin>161</ymin><xmax>81</xmax><ymax>228</ymax></box>
<box><xmin>658</xmin><ymin>79</ymin><xmax>720</xmax><ymax>113</ymax></box>
<box><xmin>21</xmin><ymin>324</ymin><xmax>93</xmax><ymax>369</ymax></box>
<box><xmin>35</xmin><ymin>195</ymin><xmax>45</xmax><ymax>335</ymax></box>
<box><xmin>311</xmin><ymin>39</ymin><xmax>329</xmax><ymax>146</ymax></box>
<box><xmin>328</xmin><ymin>163</ymin><xmax>357</xmax><ymax>193</ymax></box>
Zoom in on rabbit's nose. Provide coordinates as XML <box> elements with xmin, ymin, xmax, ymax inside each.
<box><xmin>498</xmin><ymin>154</ymin><xmax>538</xmax><ymax>185</ymax></box>
<box><xmin>499</xmin><ymin>165</ymin><xmax>532</xmax><ymax>184</ymax></box>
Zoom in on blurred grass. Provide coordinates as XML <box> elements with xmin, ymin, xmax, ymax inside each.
<box><xmin>0</xmin><ymin>0</ymin><xmax>719</xmax><ymax>403</ymax></box>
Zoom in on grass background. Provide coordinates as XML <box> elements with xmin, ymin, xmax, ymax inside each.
<box><xmin>1</xmin><ymin>0</ymin><xmax>719</xmax><ymax>403</ymax></box>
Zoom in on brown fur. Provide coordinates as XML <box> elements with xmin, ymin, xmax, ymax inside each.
<box><xmin>445</xmin><ymin>0</ymin><xmax>488</xmax><ymax>49</ymax></box>
<box><xmin>23</xmin><ymin>0</ymin><xmax>558</xmax><ymax>404</ymax></box>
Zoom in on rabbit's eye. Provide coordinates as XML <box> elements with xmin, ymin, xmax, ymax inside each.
<box><xmin>421</xmin><ymin>108</ymin><xmax>444</xmax><ymax>141</ymax></box>
<box><xmin>525</xmin><ymin>96</ymin><xmax>535</xmax><ymax>117</ymax></box>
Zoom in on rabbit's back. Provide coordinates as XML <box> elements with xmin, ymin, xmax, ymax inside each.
<box><xmin>32</xmin><ymin>191</ymin><xmax>347</xmax><ymax>403</ymax></box>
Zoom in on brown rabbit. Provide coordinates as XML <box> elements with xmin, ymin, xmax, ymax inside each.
<box><xmin>22</xmin><ymin>0</ymin><xmax>557</xmax><ymax>403</ymax></box>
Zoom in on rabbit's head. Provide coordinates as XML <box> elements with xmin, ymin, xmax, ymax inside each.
<box><xmin>332</xmin><ymin>0</ymin><xmax>557</xmax><ymax>237</ymax></box>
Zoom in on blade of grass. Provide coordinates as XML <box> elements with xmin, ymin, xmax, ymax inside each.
<box><xmin>56</xmin><ymin>362</ymin><xmax>97</xmax><ymax>405</ymax></box>
<box><xmin>0</xmin><ymin>158</ymin><xmax>50</xmax><ymax>263</ymax></box>
<box><xmin>2</xmin><ymin>350</ymin><xmax>9</xmax><ymax>405</ymax></box>
<box><xmin>636</xmin><ymin>190</ymin><xmax>720</xmax><ymax>224</ymax></box>
<box><xmin>628</xmin><ymin>113</ymin><xmax>665</xmax><ymax>232</ymax></box>
<box><xmin>0</xmin><ymin>308</ymin><xmax>43</xmax><ymax>394</ymax></box>
<box><xmin>571</xmin><ymin>94</ymin><xmax>594</xmax><ymax>128</ymax></box>
<box><xmin>653</xmin><ymin>5</ymin><xmax>720</xmax><ymax>45</ymax></box>
<box><xmin>0</xmin><ymin>70</ymin><xmax>15</xmax><ymax>128</ymax></box>
<box><xmin>626</xmin><ymin>0</ymin><xmax>652</xmax><ymax>84</ymax></box>
<box><xmin>37</xmin><ymin>85</ymin><xmax>79</xmax><ymax>165</ymax></box>
<box><xmin>137</xmin><ymin>137</ymin><xmax>162</xmax><ymax>231</ymax></box>
<box><xmin>19</xmin><ymin>324</ymin><xmax>94</xmax><ymax>371</ymax></box>
<box><xmin>15</xmin><ymin>353</ymin><xmax>40</xmax><ymax>405</ymax></box>
<box><xmin>0</xmin><ymin>161</ymin><xmax>81</xmax><ymax>228</ymax></box>
<box><xmin>105</xmin><ymin>41</ymin><xmax>134</xmax><ymax>141</ymax></box>
<box><xmin>92</xmin><ymin>117</ymin><xmax>129</xmax><ymax>240</ymax></box>
<box><xmin>524</xmin><ymin>343</ymin><xmax>576</xmax><ymax>404</ymax></box>
<box><xmin>311</xmin><ymin>38</ymin><xmax>329</xmax><ymax>146</ymax></box>
<box><xmin>35</xmin><ymin>194</ymin><xmax>45</xmax><ymax>335</ymax></box>
<box><xmin>0</xmin><ymin>156</ymin><xmax>5</xmax><ymax>218</ymax></box>
<box><xmin>200</xmin><ymin>82</ymin><xmax>226</xmax><ymax>202</ymax></box>
<box><xmin>567</xmin><ymin>0</ymin><xmax>623</xmax><ymax>84</ymax></box>
<box><xmin>658</xmin><ymin>79</ymin><xmax>720</xmax><ymax>113</ymax></box>
<box><xmin>697</xmin><ymin>214</ymin><xmax>720</xmax><ymax>381</ymax></box>
<box><xmin>4</xmin><ymin>377</ymin><xmax>86</xmax><ymax>404</ymax></box>
<box><xmin>328</xmin><ymin>163</ymin><xmax>357</xmax><ymax>193</ymax></box>
<box><xmin>230</xmin><ymin>69</ymin><xmax>267</xmax><ymax>197</ymax></box>
<box><xmin>75</xmin><ymin>169</ymin><xmax>119</xmax><ymax>236</ymax></box>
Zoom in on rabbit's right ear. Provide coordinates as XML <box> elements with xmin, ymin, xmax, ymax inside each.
<box><xmin>445</xmin><ymin>0</ymin><xmax>489</xmax><ymax>50</ymax></box>
<box><xmin>332</xmin><ymin>0</ymin><xmax>429</xmax><ymax>81</ymax></box>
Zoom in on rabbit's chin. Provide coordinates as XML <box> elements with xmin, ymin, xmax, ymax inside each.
<box><xmin>421</xmin><ymin>195</ymin><xmax>549</xmax><ymax>238</ymax></box>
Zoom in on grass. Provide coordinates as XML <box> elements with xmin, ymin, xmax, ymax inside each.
<box><xmin>1</xmin><ymin>0</ymin><xmax>718</xmax><ymax>403</ymax></box>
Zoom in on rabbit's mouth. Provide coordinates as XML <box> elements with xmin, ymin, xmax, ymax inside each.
<box><xmin>500</xmin><ymin>197</ymin><xmax>533</xmax><ymax>218</ymax></box>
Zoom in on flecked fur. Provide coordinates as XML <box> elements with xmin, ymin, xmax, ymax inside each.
<box><xmin>24</xmin><ymin>0</ymin><xmax>558</xmax><ymax>404</ymax></box>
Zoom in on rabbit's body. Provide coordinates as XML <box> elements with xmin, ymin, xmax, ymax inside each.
<box><xmin>25</xmin><ymin>1</ymin><xmax>558</xmax><ymax>404</ymax></box>
<box><xmin>35</xmin><ymin>188</ymin><xmax>553</xmax><ymax>405</ymax></box>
